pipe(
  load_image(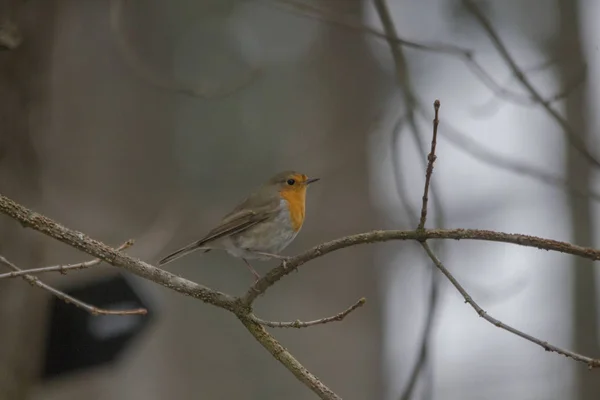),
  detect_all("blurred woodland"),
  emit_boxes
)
[1,1,600,399]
